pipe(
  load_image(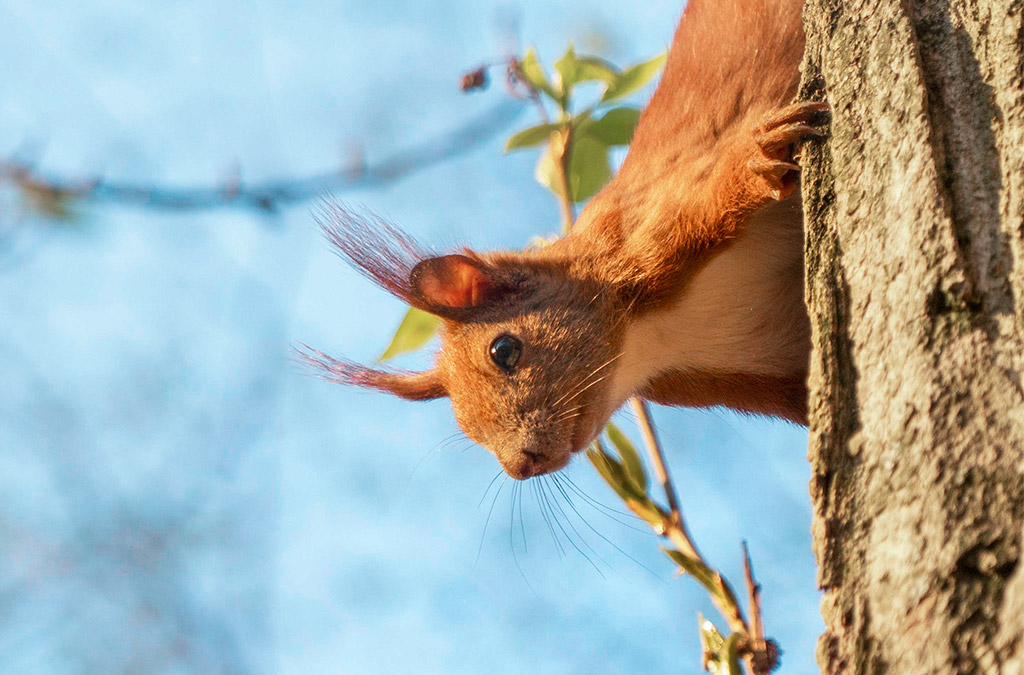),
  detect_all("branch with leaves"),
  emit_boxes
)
[508,44,663,232]
[590,423,778,675]
[381,45,780,675]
